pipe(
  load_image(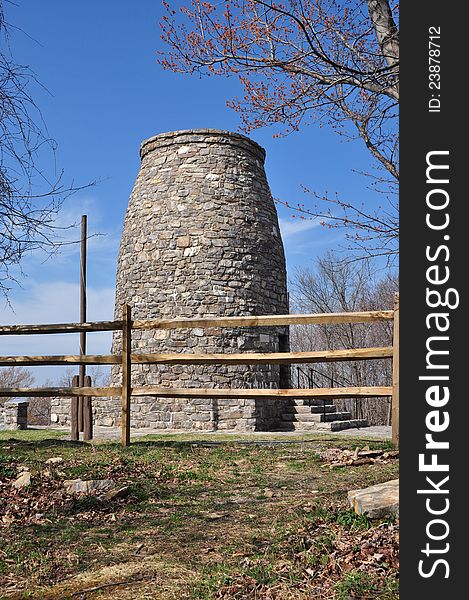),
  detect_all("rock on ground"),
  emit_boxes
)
[45,457,64,465]
[12,471,31,489]
[102,486,130,501]
[348,479,399,519]
[63,479,115,495]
